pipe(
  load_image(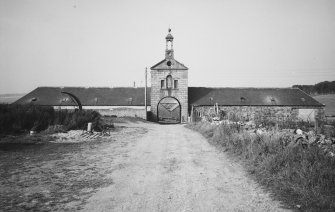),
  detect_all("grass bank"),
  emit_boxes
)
[187,122,335,212]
